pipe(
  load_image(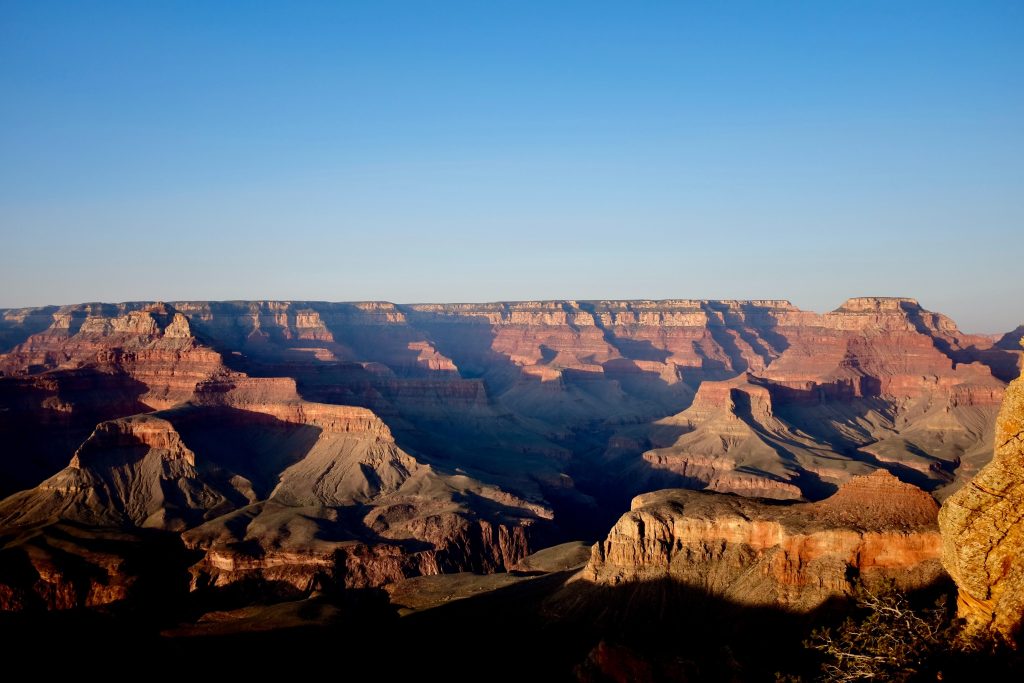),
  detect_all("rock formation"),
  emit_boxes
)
[1,298,1014,501]
[0,297,1018,612]
[0,373,547,605]
[580,471,944,611]
[939,353,1024,643]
